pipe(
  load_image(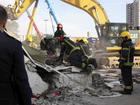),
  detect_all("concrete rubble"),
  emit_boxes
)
[25,56,140,105]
